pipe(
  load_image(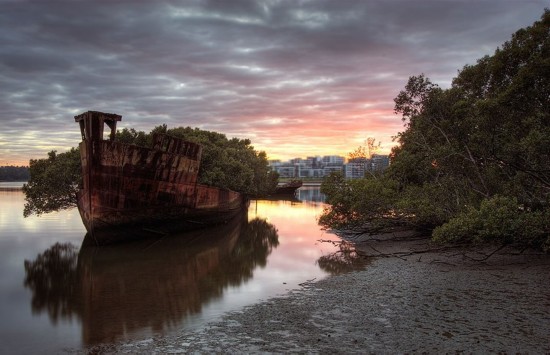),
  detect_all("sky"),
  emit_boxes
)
[0,0,547,166]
